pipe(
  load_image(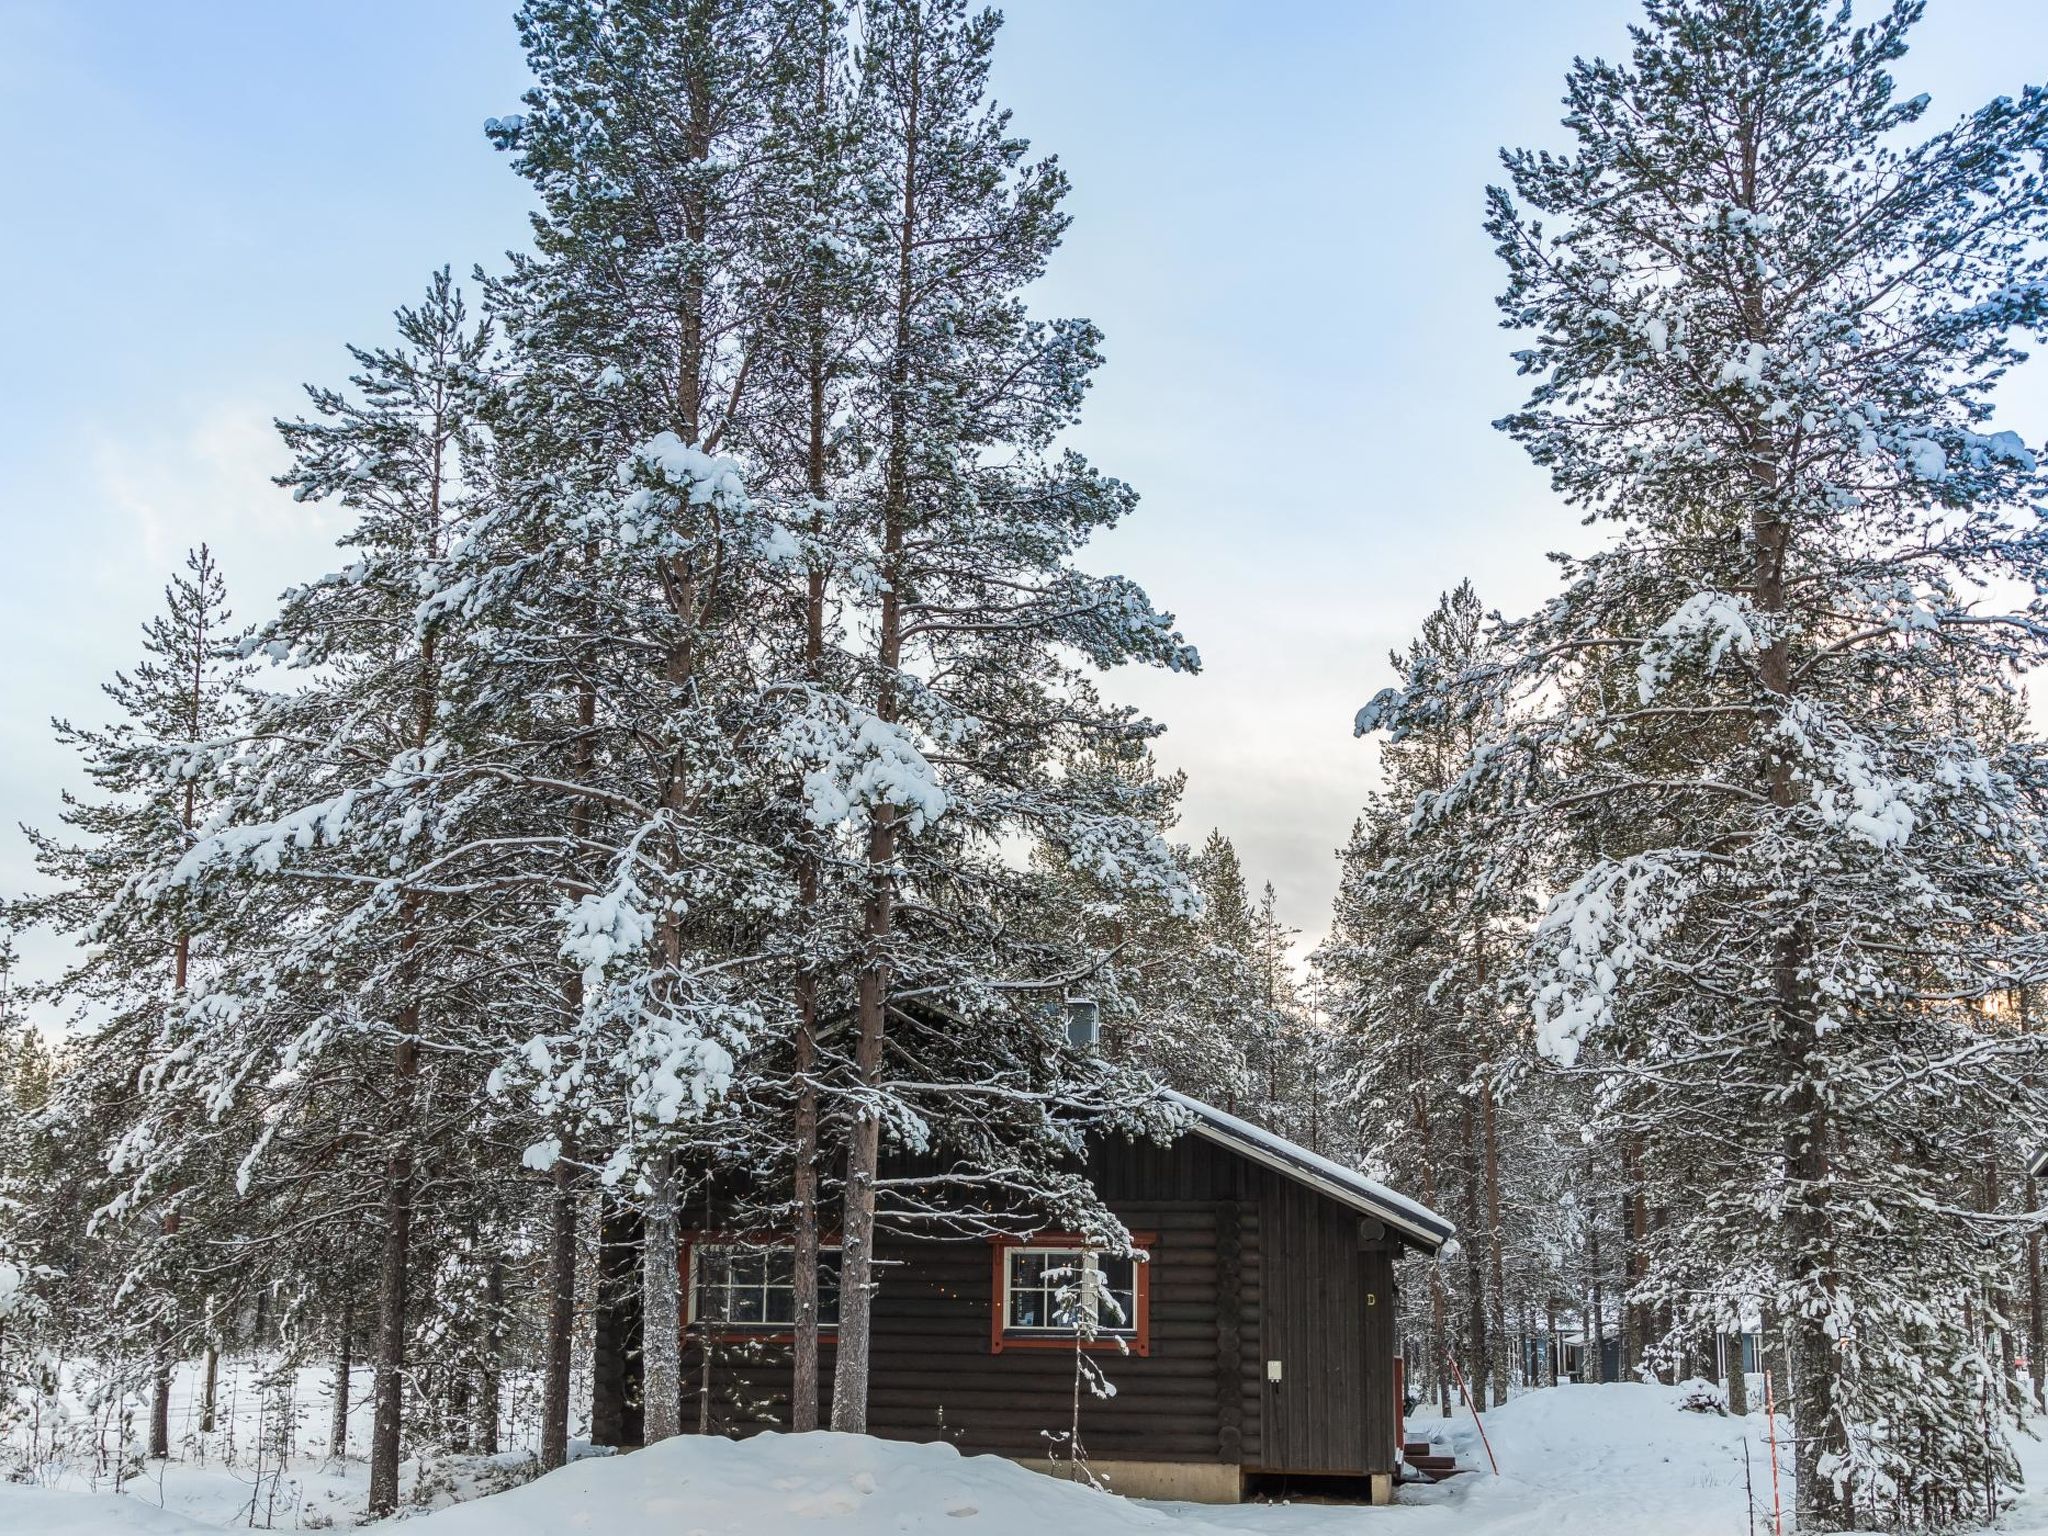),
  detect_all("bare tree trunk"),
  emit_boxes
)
[2030,1169,2046,1413]
[697,1183,718,1436]
[1623,1135,1647,1379]
[149,1202,183,1458]
[1413,1085,1452,1415]
[830,819,892,1435]
[330,1300,352,1458]
[589,1199,636,1449]
[1588,1157,1606,1386]
[789,13,833,1424]
[149,1322,172,1458]
[1481,1076,1508,1407]
[1725,1331,1749,1416]
[479,1259,503,1455]
[1458,1098,1489,1404]
[540,1150,578,1472]
[643,1154,681,1442]
[791,965,822,1431]
[368,1031,418,1516]
[199,1333,219,1436]
[831,13,923,1435]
